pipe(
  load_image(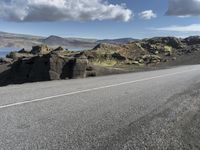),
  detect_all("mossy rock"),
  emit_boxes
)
[132,61,140,65]
[142,55,161,64]
[138,59,144,63]
[90,59,117,67]
[31,45,50,55]
[164,45,173,56]
[6,51,17,59]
